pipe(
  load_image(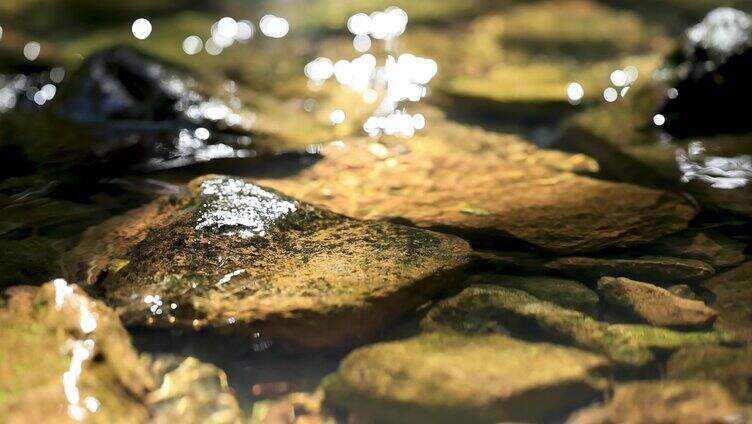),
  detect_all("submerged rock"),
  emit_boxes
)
[465,274,599,316]
[702,261,752,341]
[548,255,715,284]
[421,285,654,367]
[652,229,746,269]
[147,356,243,424]
[0,238,61,287]
[322,332,610,424]
[598,276,718,328]
[72,175,471,350]
[567,381,747,424]
[422,285,738,367]
[0,279,154,423]
[668,345,752,403]
[250,391,333,424]
[258,138,696,254]
[658,8,752,138]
